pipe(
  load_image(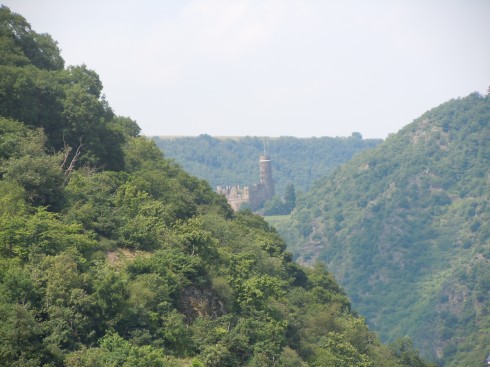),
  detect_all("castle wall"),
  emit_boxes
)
[216,185,250,211]
[217,154,275,211]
